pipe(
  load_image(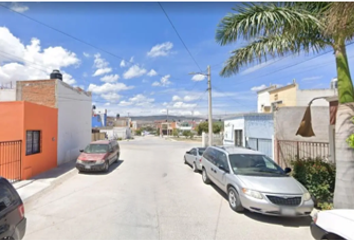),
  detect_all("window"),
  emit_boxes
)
[219,152,230,172]
[190,149,197,156]
[26,131,41,155]
[0,179,17,212]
